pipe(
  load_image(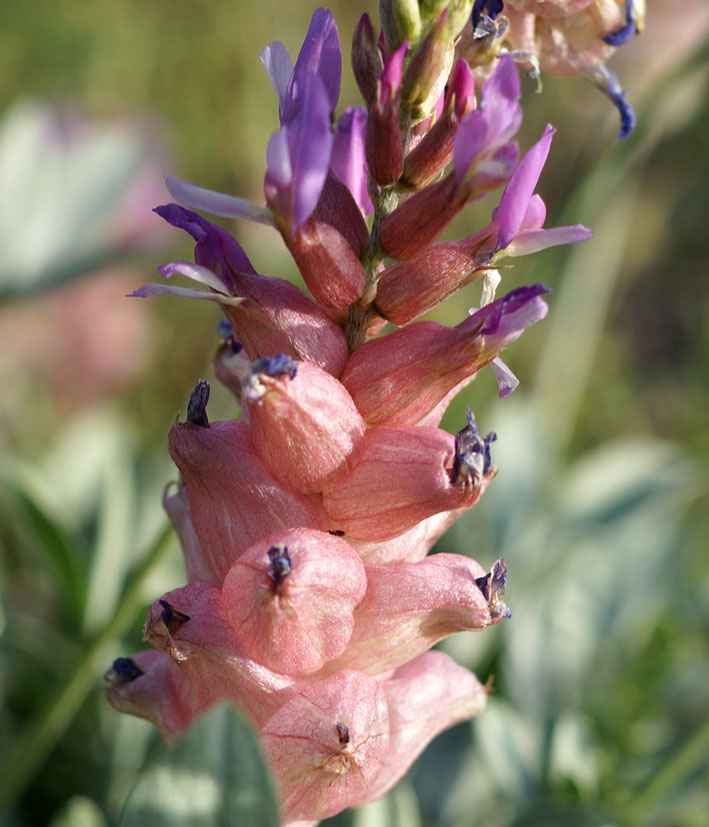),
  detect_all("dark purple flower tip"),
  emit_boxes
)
[472,0,504,31]
[251,354,298,381]
[106,657,144,686]
[158,600,191,634]
[217,317,233,341]
[267,545,292,590]
[187,379,210,428]
[475,557,510,620]
[283,8,342,123]
[217,318,243,353]
[603,0,638,47]
[451,408,497,487]
[472,282,552,337]
[493,124,555,250]
[336,722,350,746]
[154,203,257,285]
[605,68,636,140]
